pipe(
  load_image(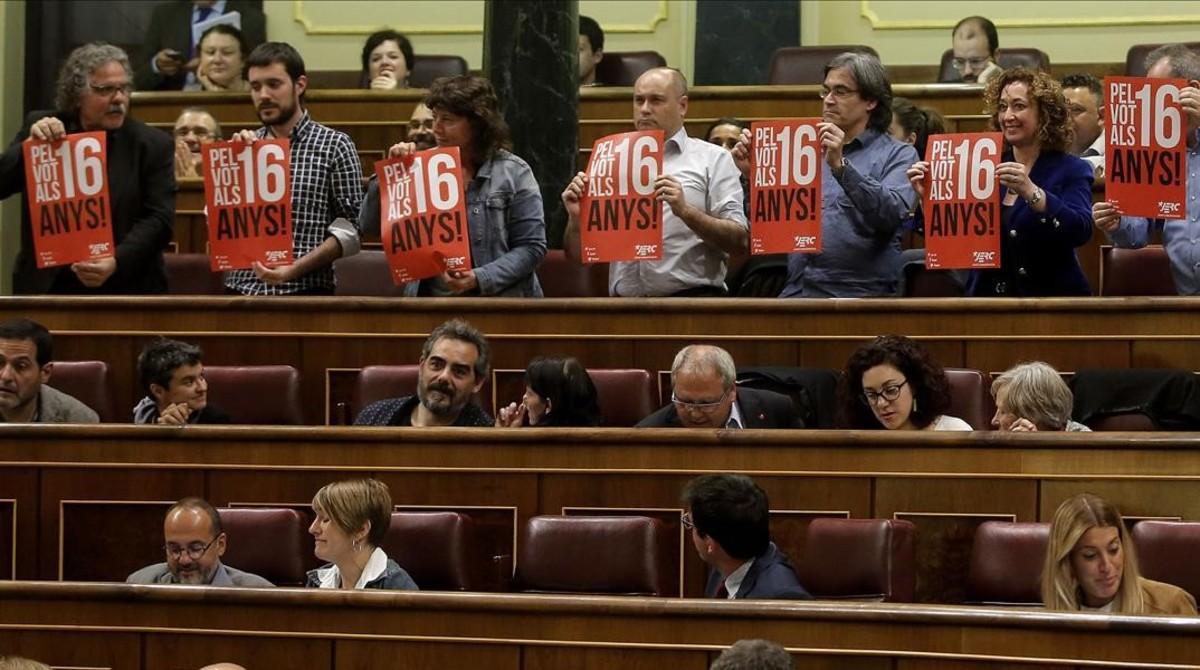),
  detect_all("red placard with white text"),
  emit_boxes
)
[22,131,114,268]
[579,130,663,263]
[922,132,1002,269]
[375,146,472,284]
[1104,76,1188,219]
[748,119,822,254]
[203,138,293,271]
